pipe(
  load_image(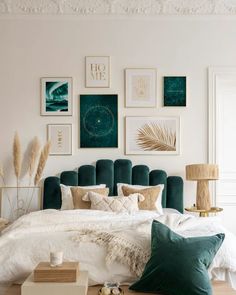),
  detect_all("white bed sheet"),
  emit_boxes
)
[0,209,236,290]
